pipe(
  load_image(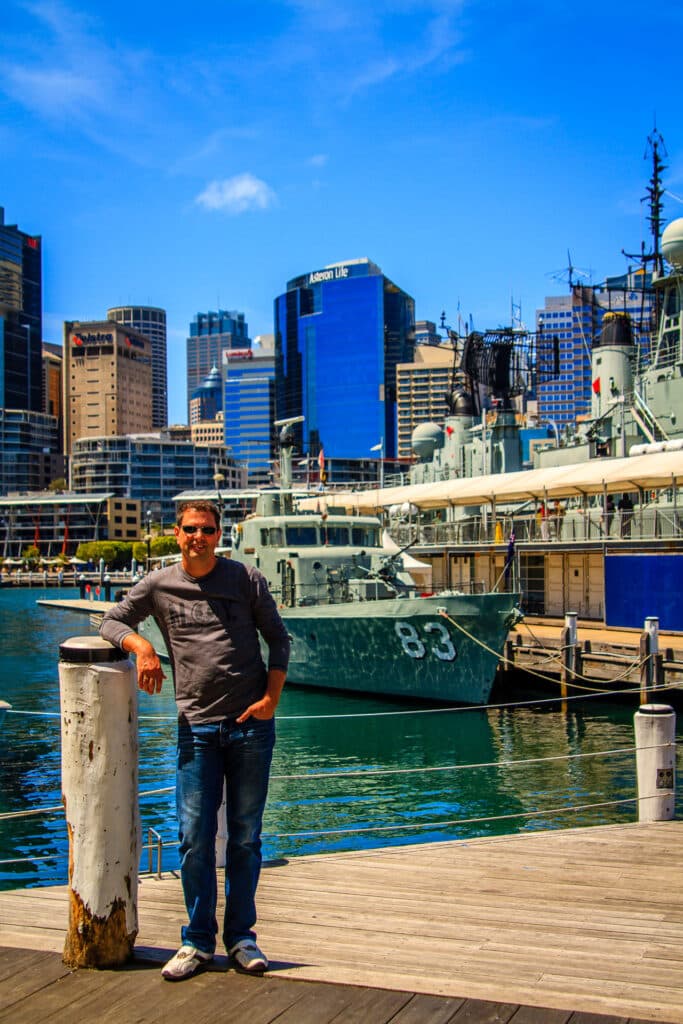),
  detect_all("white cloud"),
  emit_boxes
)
[308,153,328,167]
[194,174,277,214]
[4,65,105,119]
